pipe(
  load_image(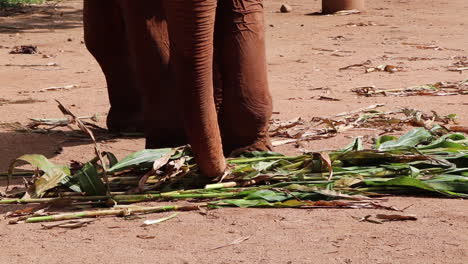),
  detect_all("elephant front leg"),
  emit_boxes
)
[165,0,226,178]
[83,0,143,133]
[216,0,273,155]
[118,0,186,148]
